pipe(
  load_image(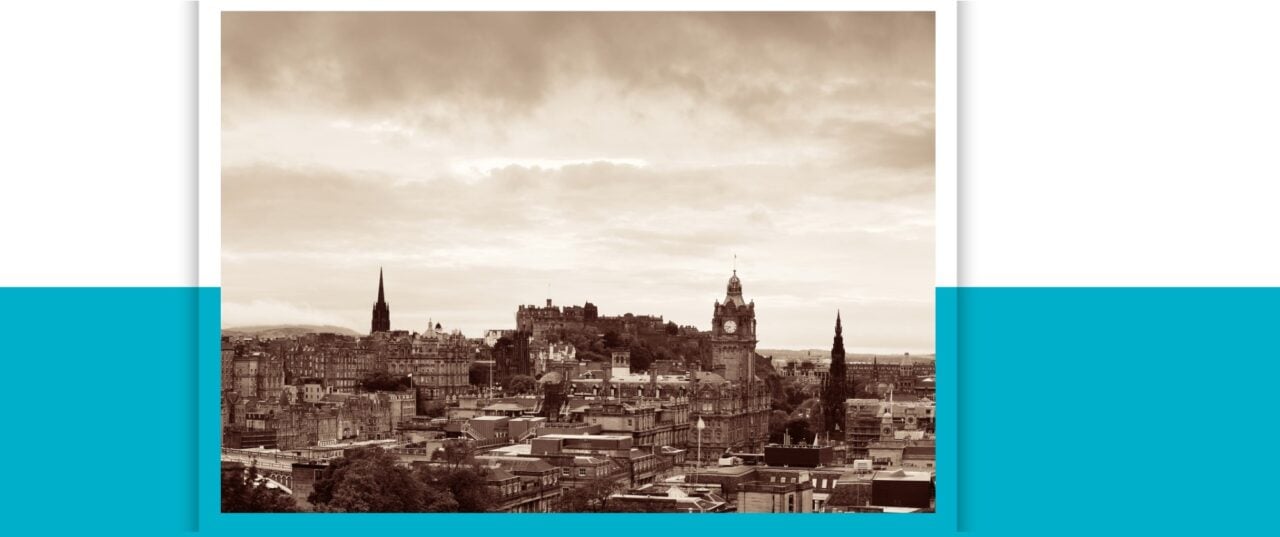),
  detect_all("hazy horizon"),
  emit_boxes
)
[221,12,936,353]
